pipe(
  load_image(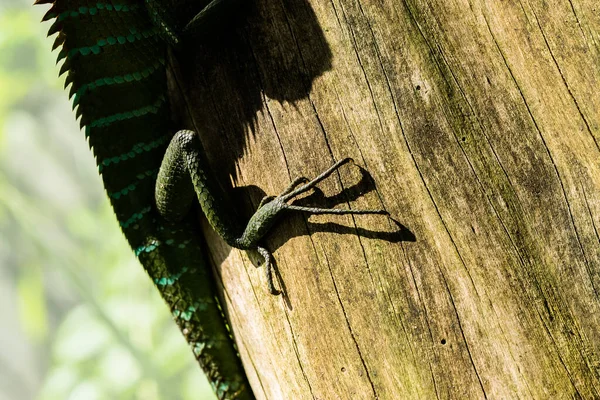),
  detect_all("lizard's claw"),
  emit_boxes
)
[257,246,279,295]
[280,176,310,197]
[279,157,389,216]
